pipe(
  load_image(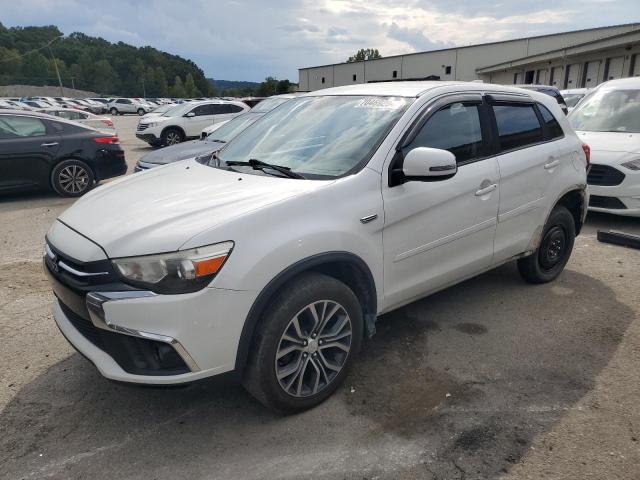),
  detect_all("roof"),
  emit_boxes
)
[595,77,640,90]
[299,22,640,71]
[299,80,548,98]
